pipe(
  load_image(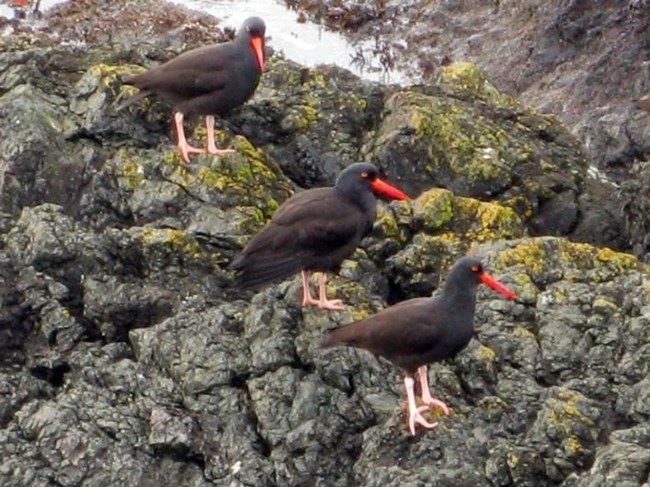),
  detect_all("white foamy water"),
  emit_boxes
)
[169,0,412,85]
[0,0,61,22]
[1,0,411,85]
